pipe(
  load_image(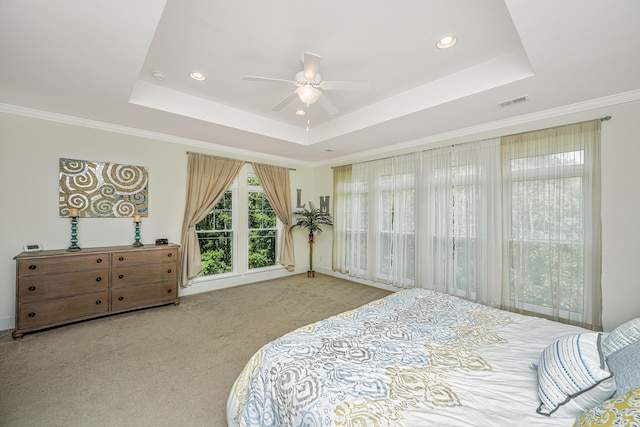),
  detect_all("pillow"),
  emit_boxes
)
[573,386,640,427]
[537,333,616,417]
[602,318,640,358]
[607,339,640,397]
